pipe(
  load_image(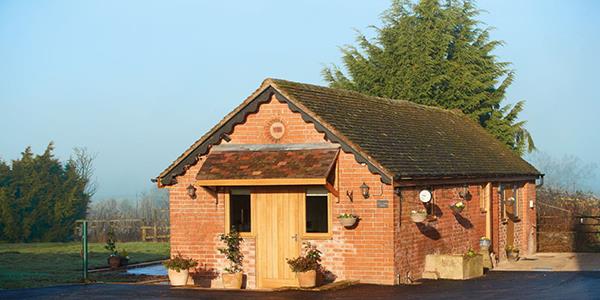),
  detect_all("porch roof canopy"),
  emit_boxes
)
[196,144,339,186]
